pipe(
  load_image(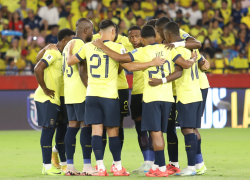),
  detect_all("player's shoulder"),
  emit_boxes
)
[180,29,190,39]
[92,34,101,41]
[44,49,60,59]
